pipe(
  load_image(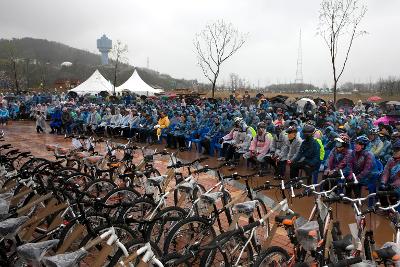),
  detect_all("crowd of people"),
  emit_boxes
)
[1,91,400,205]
